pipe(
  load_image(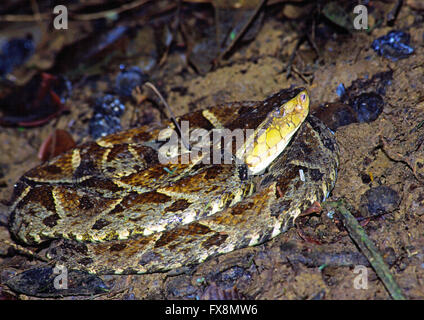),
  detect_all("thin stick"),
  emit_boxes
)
[144,82,191,151]
[0,13,49,22]
[71,0,151,21]
[387,0,403,25]
[0,0,151,22]
[30,0,42,22]
[325,201,406,300]
[286,35,305,79]
[291,65,310,85]
[217,0,267,62]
